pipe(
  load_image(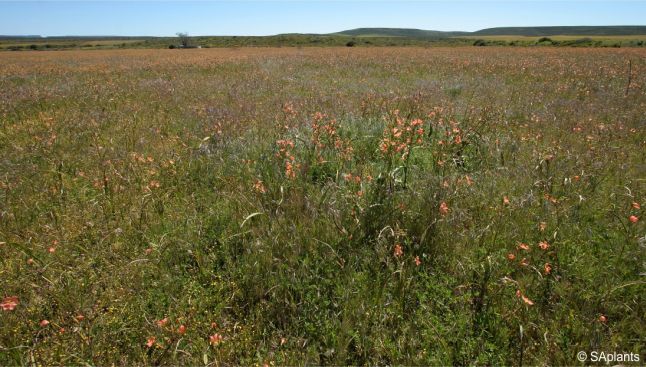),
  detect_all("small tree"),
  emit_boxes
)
[176,32,192,48]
